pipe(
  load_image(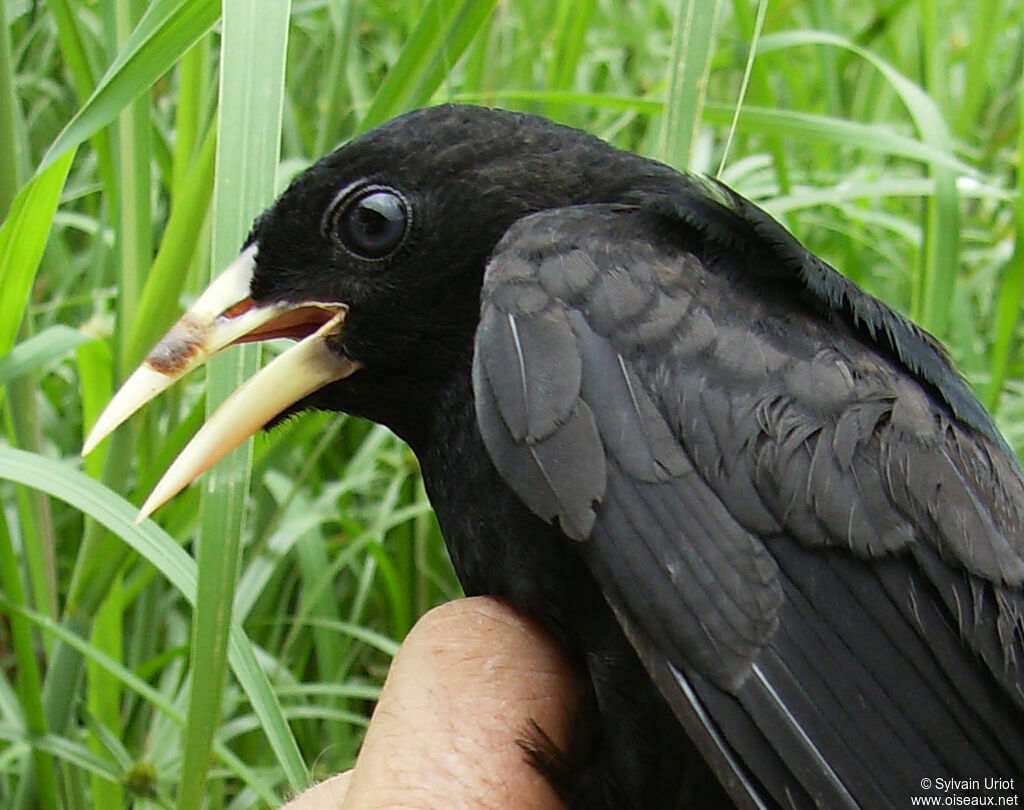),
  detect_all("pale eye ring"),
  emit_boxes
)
[327,186,409,260]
